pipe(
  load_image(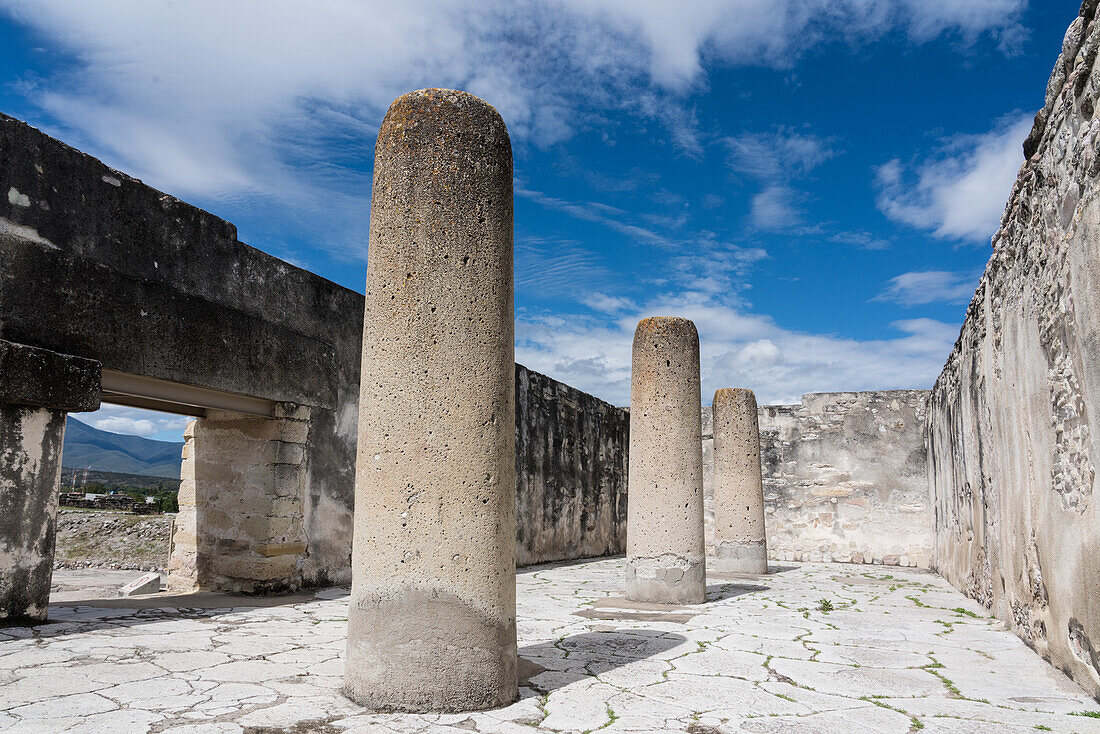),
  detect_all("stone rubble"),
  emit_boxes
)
[53,511,171,573]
